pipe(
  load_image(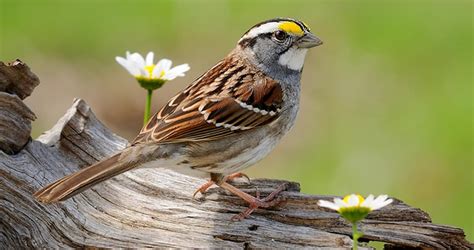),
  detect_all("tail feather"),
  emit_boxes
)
[34,152,136,203]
